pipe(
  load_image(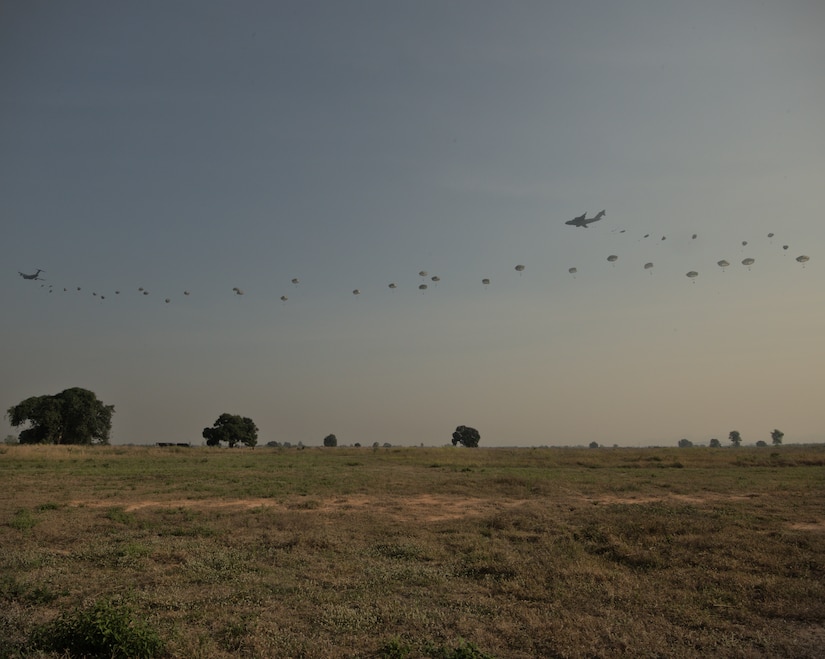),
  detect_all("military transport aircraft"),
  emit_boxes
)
[565,210,606,228]
[18,269,45,280]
